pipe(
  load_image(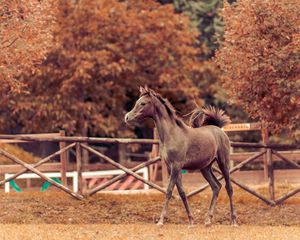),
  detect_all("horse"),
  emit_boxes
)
[125,86,237,227]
